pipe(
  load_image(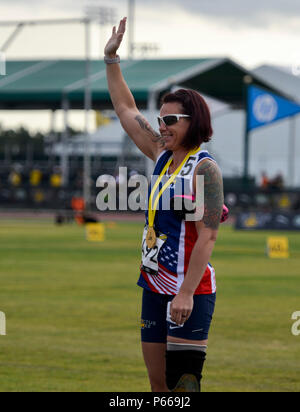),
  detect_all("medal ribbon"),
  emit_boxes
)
[148,148,199,229]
